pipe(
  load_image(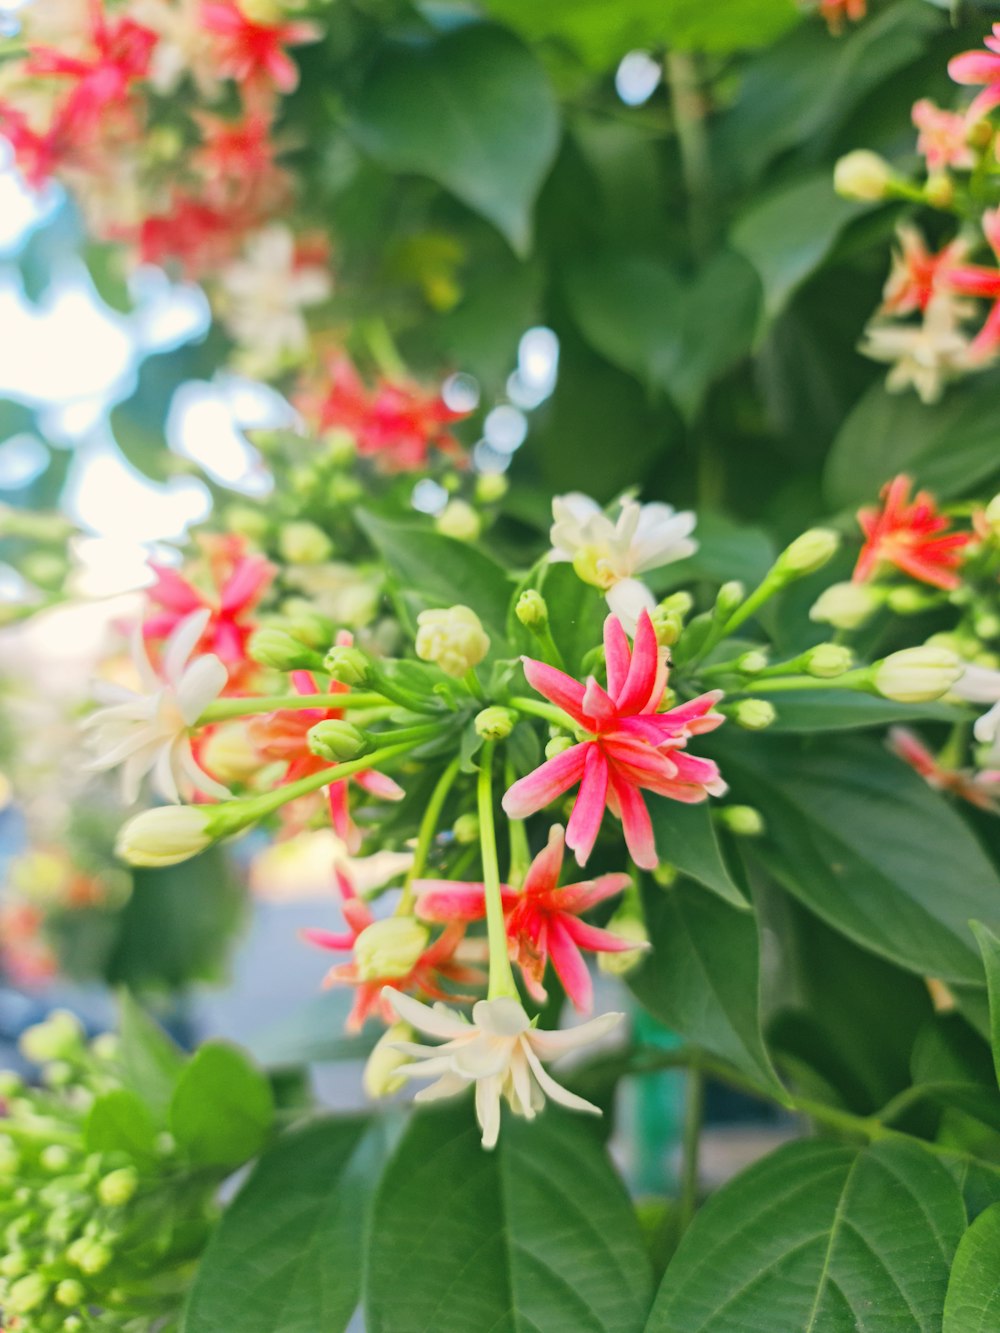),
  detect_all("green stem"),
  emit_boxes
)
[400,757,462,911]
[665,49,714,259]
[743,670,871,694]
[199,691,389,722]
[361,316,407,379]
[687,578,780,667]
[478,742,518,1001]
[464,668,487,703]
[678,1069,705,1232]
[505,761,532,885]
[509,696,579,732]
